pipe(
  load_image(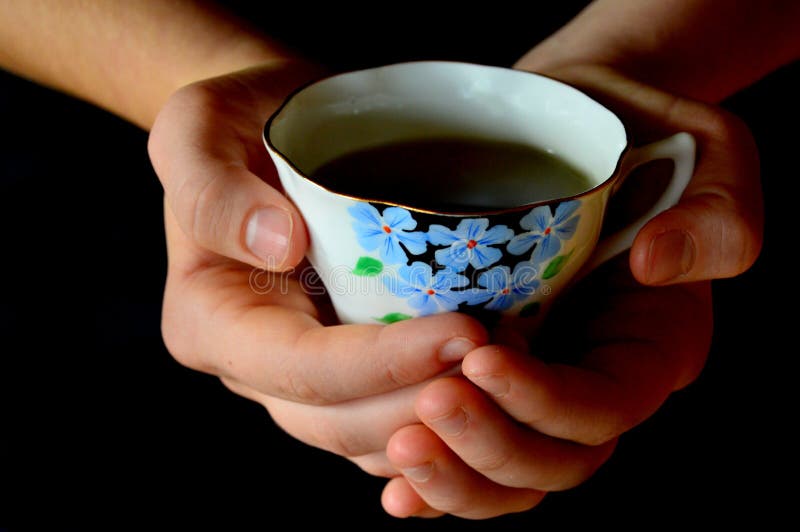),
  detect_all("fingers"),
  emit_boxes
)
[165,284,486,405]
[385,424,545,519]
[162,208,488,405]
[230,375,424,457]
[382,477,444,519]
[630,104,763,285]
[543,65,763,285]
[461,274,711,445]
[461,287,710,446]
[348,452,398,479]
[148,72,308,270]
[414,378,616,490]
